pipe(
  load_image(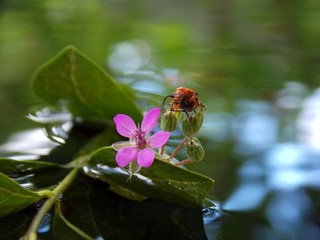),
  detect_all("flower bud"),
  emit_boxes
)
[182,110,204,137]
[161,111,178,132]
[186,137,205,162]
